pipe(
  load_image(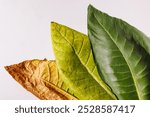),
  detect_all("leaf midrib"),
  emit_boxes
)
[93,13,141,99]
[42,78,78,100]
